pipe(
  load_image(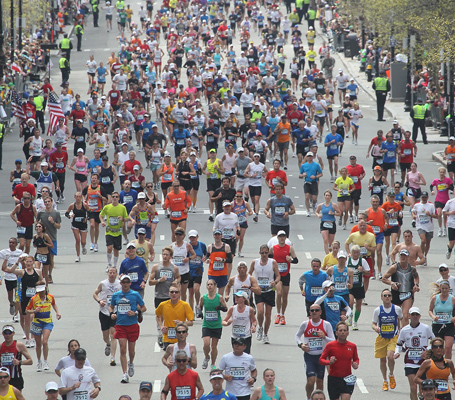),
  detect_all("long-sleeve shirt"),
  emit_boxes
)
[319,340,359,377]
